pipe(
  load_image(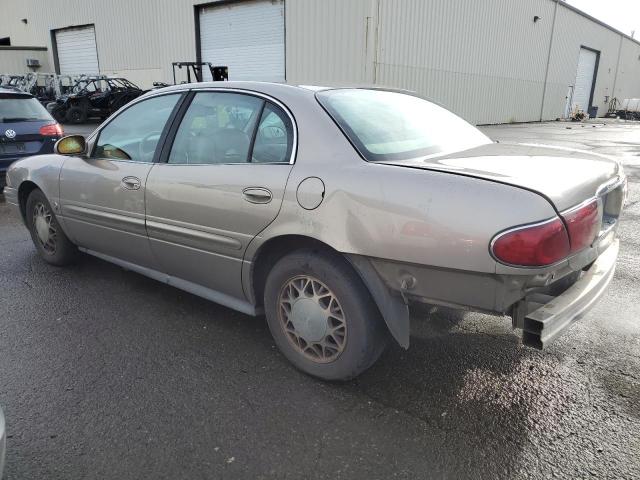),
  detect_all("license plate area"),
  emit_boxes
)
[603,184,624,218]
[0,142,25,154]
